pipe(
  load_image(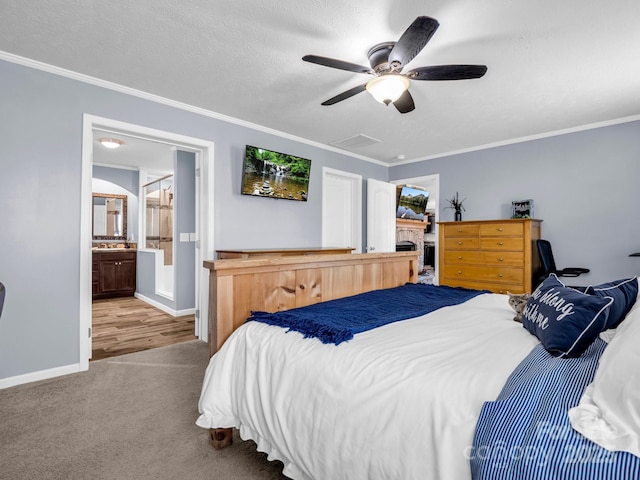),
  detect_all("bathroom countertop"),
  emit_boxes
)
[92,248,137,252]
